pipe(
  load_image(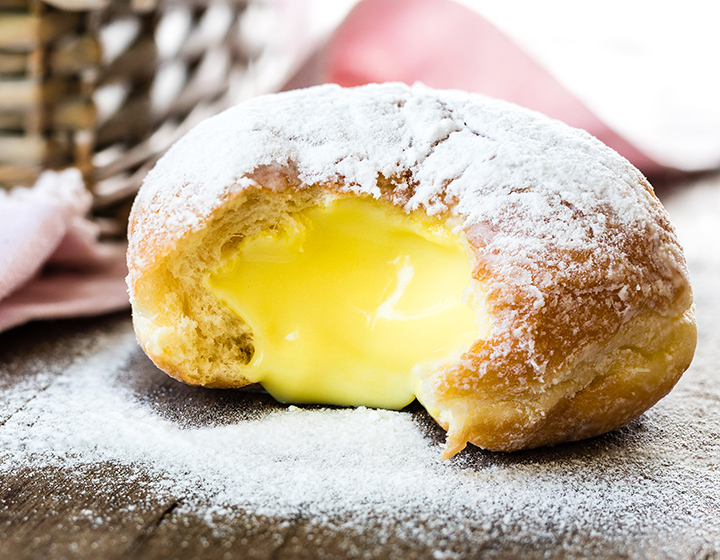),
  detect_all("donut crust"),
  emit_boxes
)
[127,83,696,458]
